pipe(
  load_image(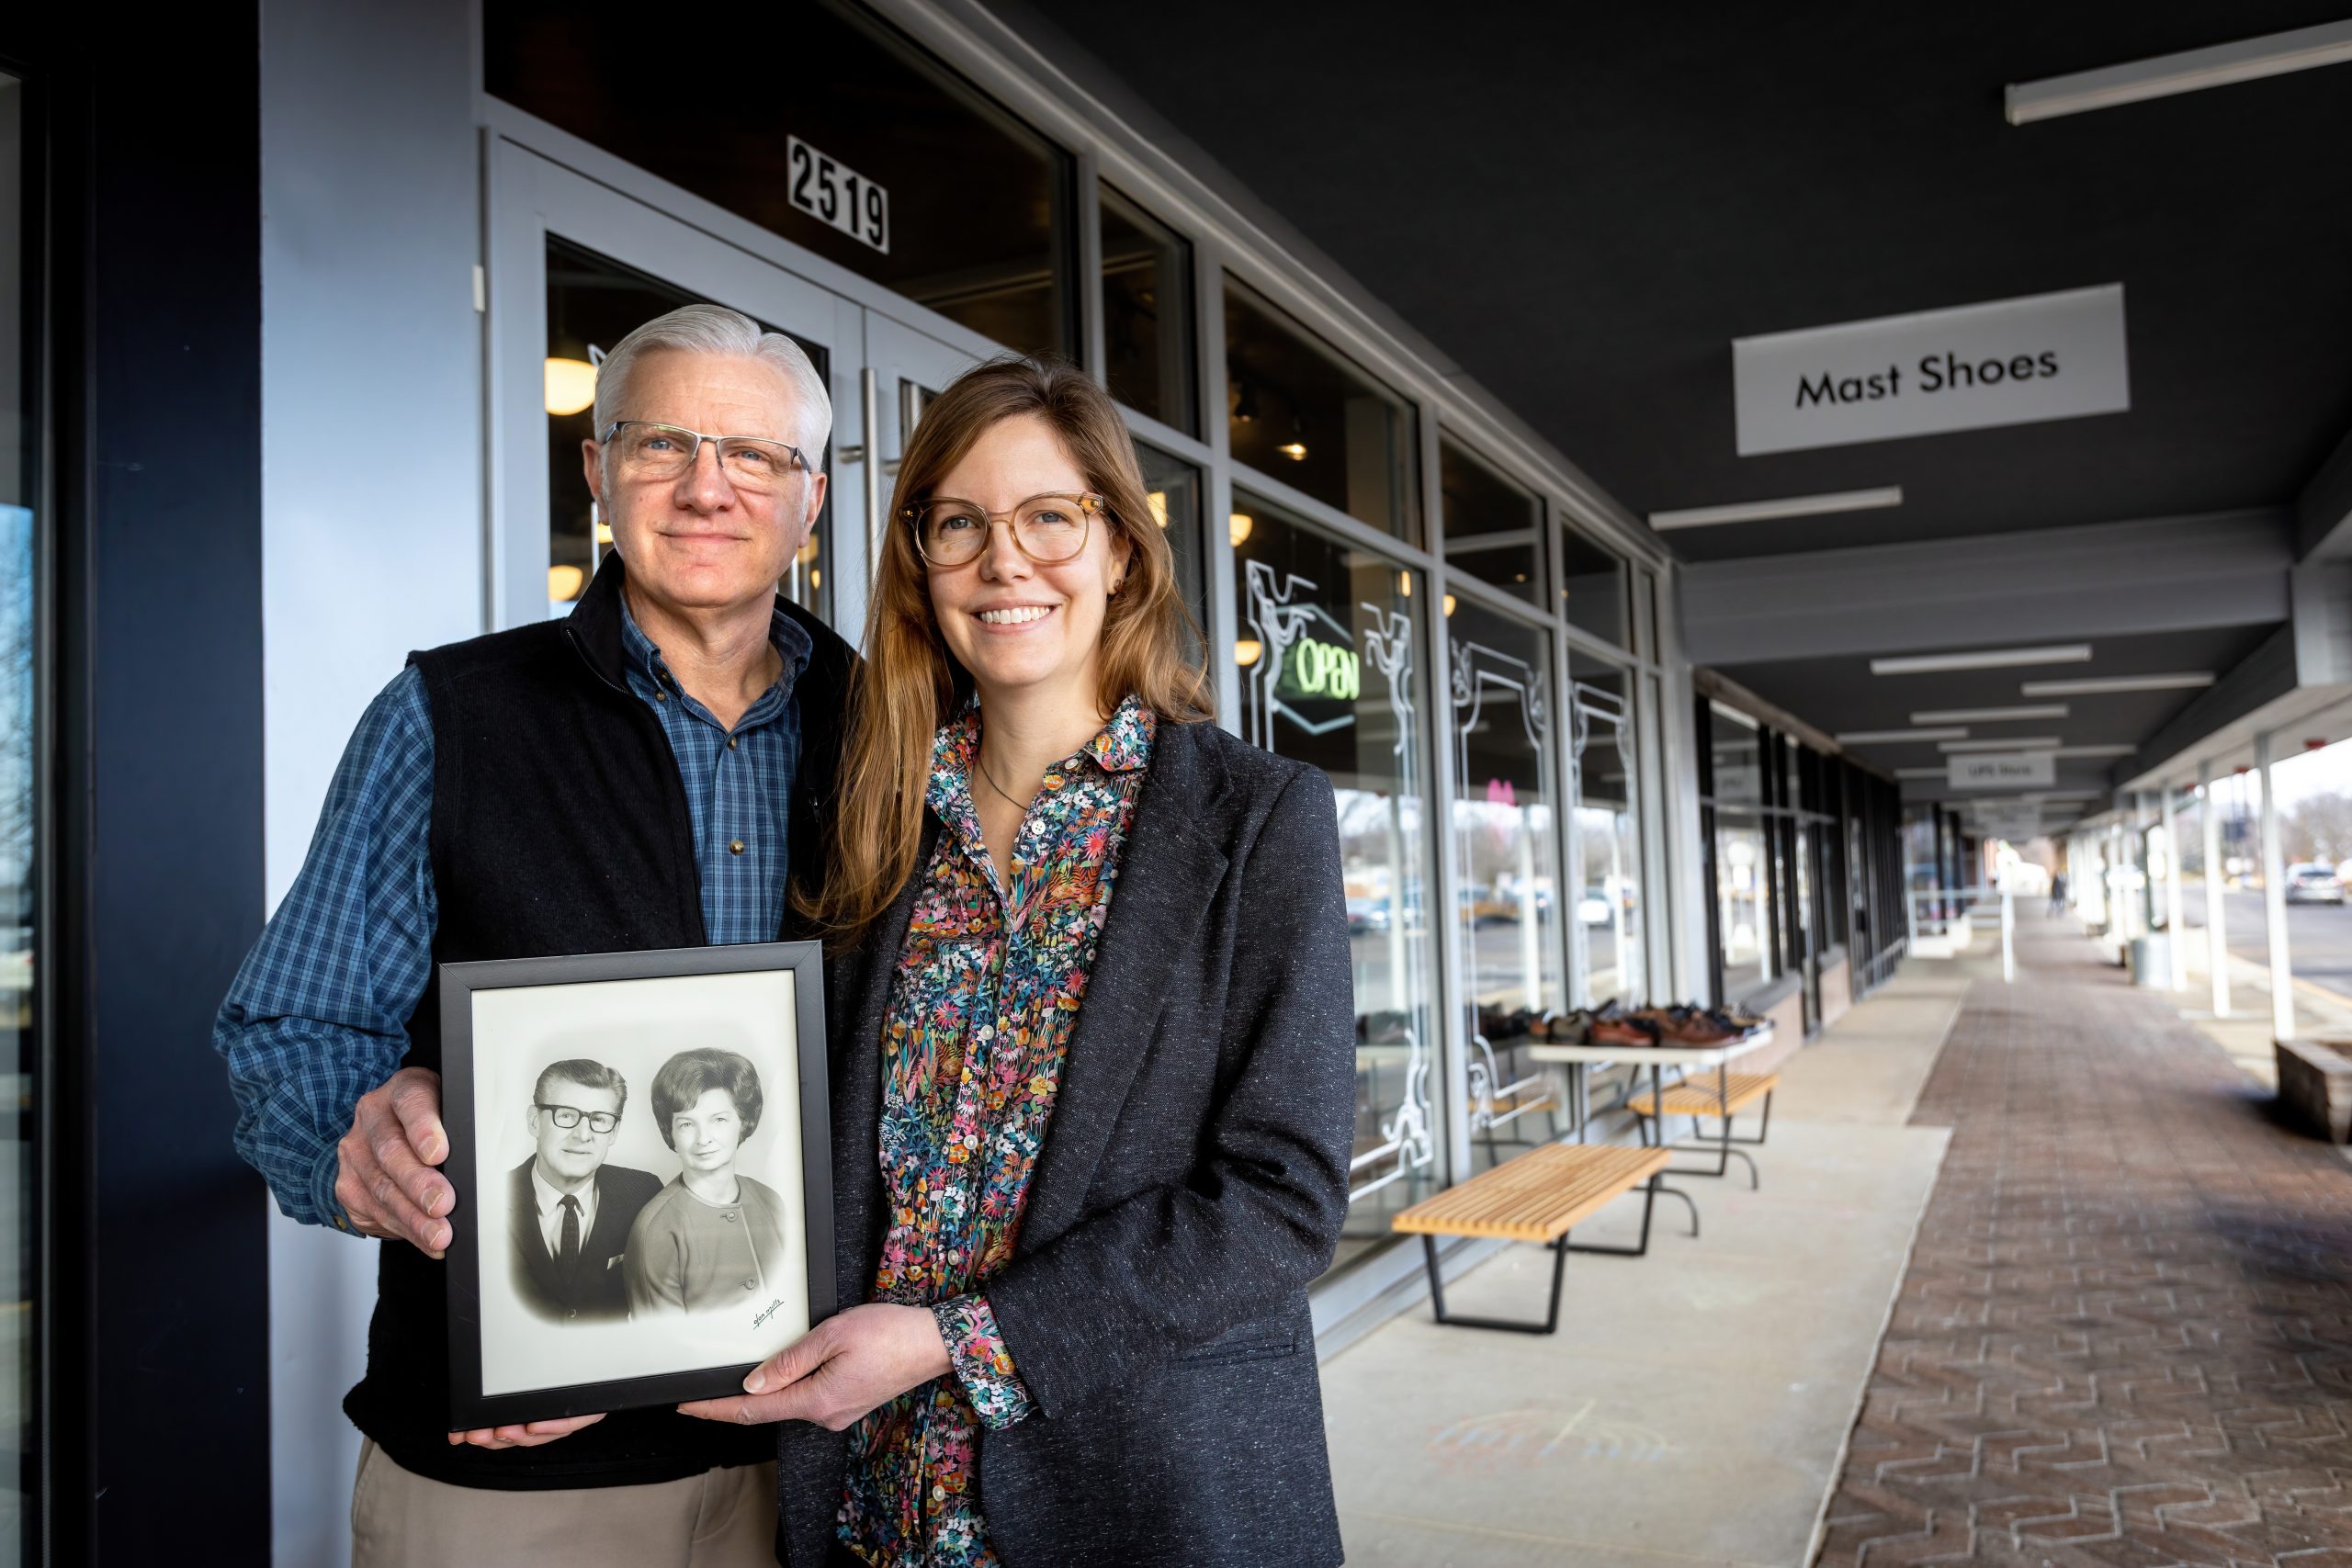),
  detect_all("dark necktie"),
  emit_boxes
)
[558,1194,581,1269]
